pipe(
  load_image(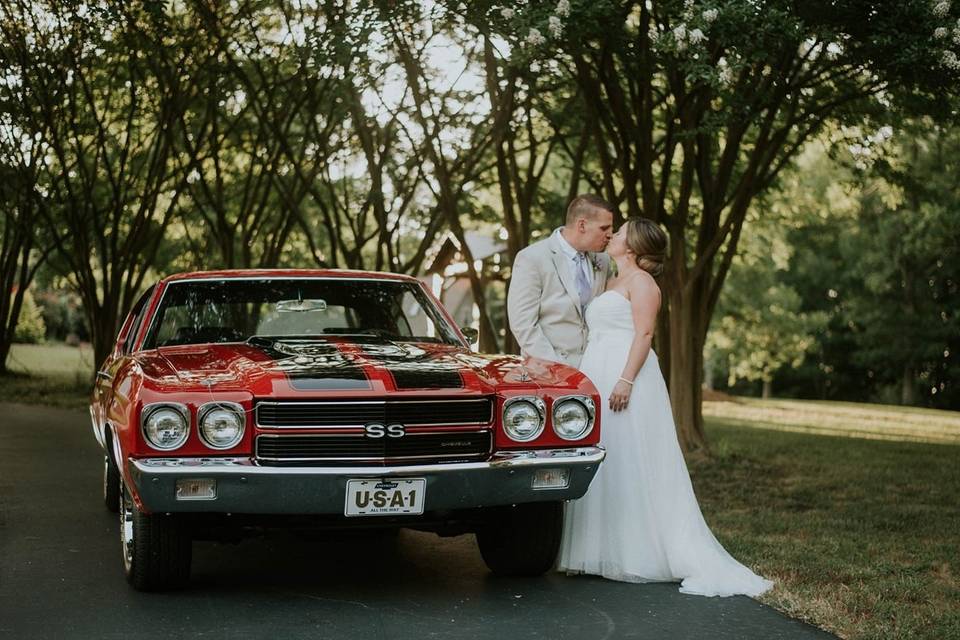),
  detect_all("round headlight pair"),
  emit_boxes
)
[141,402,245,451]
[552,397,595,441]
[502,396,595,443]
